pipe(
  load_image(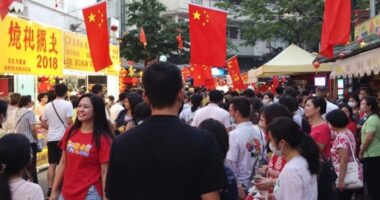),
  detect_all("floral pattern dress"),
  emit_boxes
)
[331,131,363,181]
